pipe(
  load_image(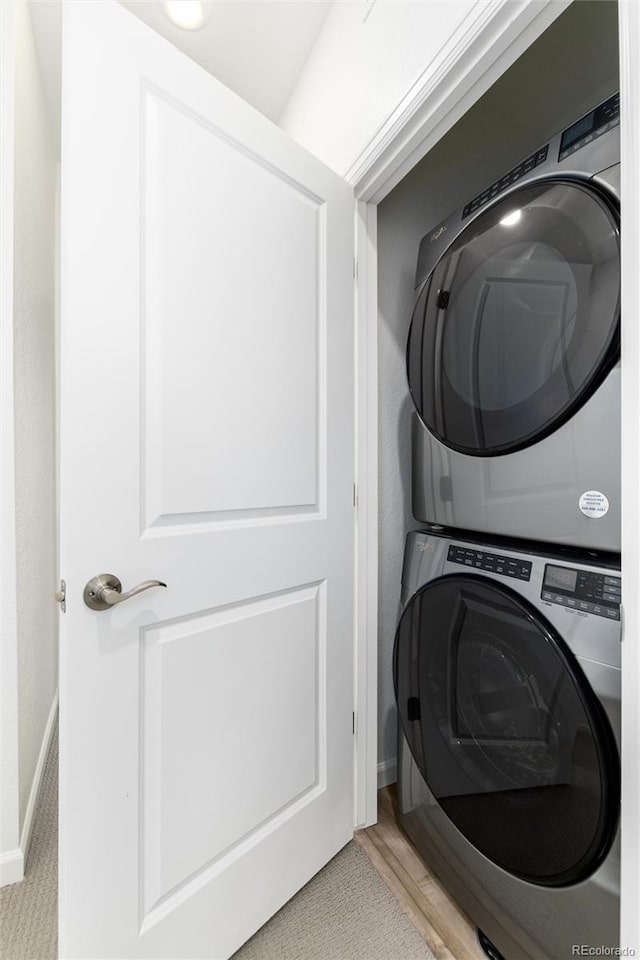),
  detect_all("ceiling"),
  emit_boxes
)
[118,1,332,121]
[28,0,332,154]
